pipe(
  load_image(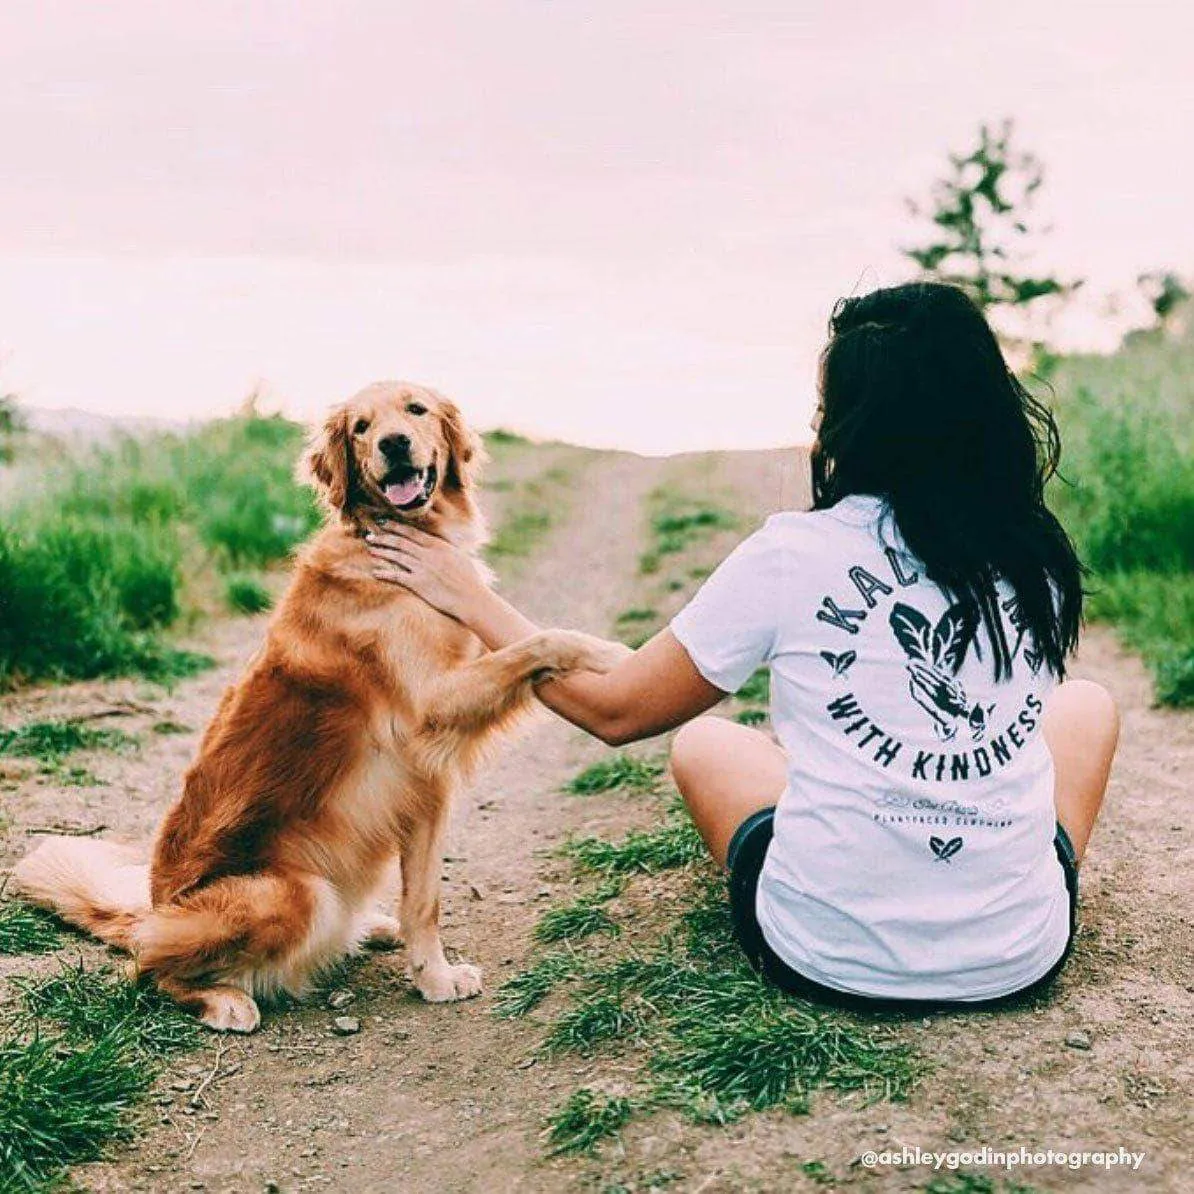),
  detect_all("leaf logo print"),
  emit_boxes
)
[929,835,964,863]
[889,602,986,742]
[820,649,857,678]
